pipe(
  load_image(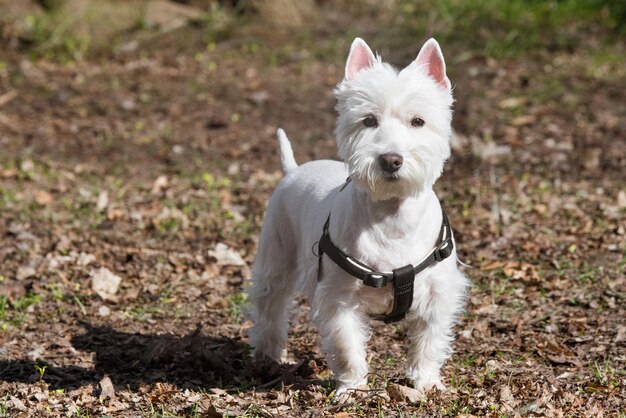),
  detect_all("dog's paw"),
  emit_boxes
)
[407,369,446,394]
[252,351,282,375]
[251,346,287,363]
[332,382,369,404]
